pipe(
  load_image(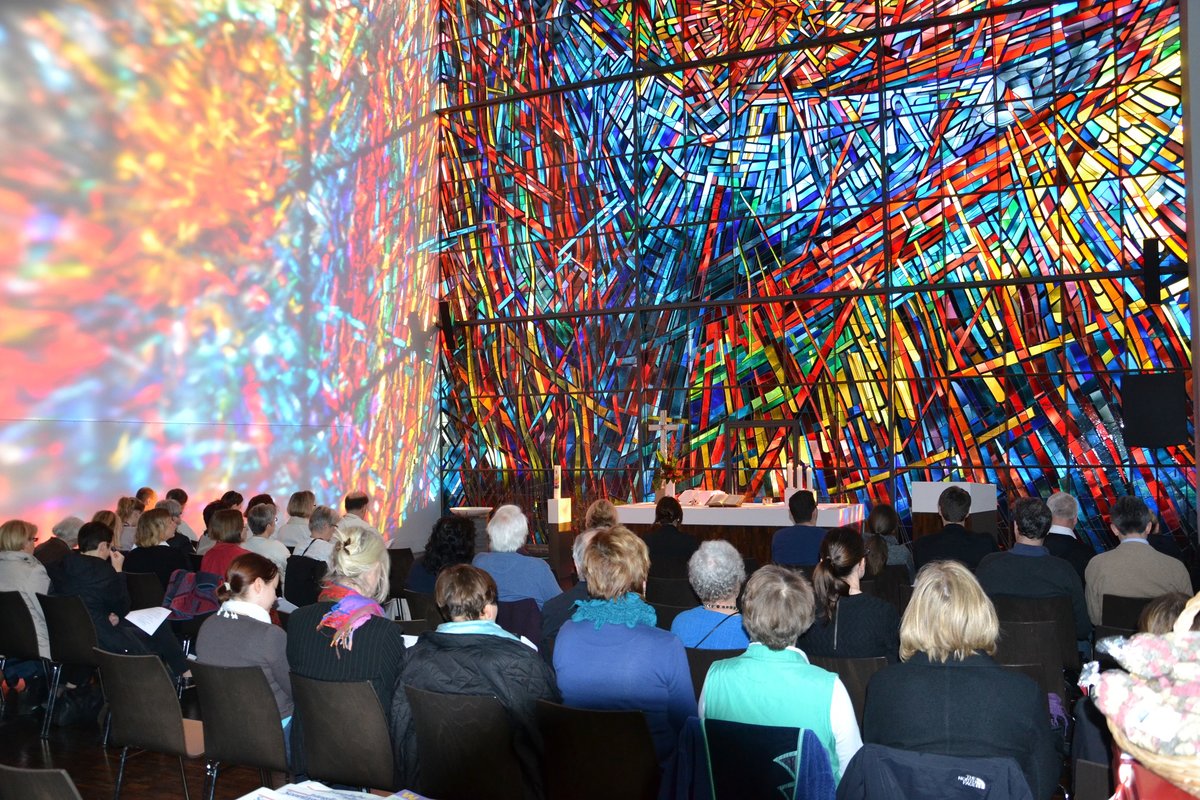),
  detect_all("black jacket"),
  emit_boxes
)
[391,629,560,798]
[48,551,130,653]
[287,602,408,780]
[837,744,1035,800]
[643,525,699,578]
[1042,533,1094,583]
[913,524,998,572]
[862,653,1059,800]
